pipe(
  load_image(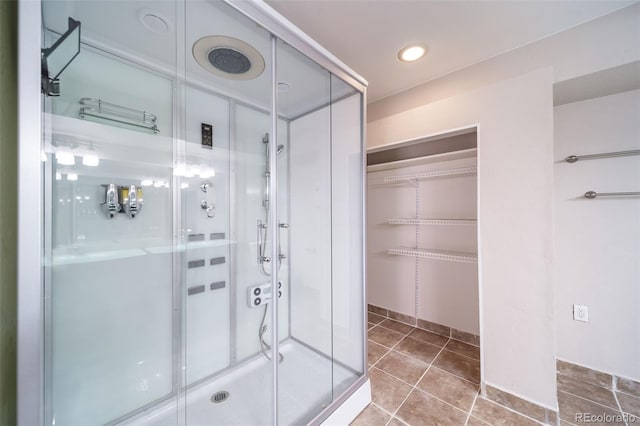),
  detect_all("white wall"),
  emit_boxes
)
[368,3,640,122]
[367,169,417,317]
[368,68,556,409]
[554,89,640,381]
